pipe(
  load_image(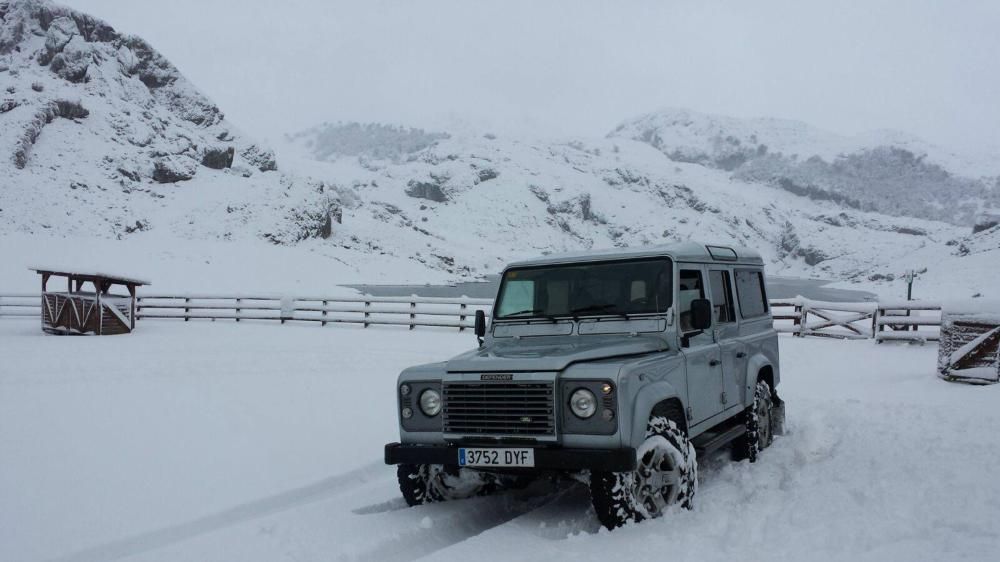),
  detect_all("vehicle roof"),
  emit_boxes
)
[505,241,764,268]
